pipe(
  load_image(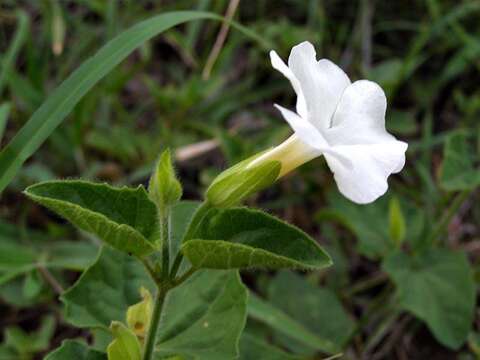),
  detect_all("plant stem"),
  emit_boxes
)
[160,211,170,279]
[142,285,168,360]
[429,189,470,245]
